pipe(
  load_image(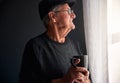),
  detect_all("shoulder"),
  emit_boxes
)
[23,33,47,58]
[23,33,47,53]
[26,33,46,46]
